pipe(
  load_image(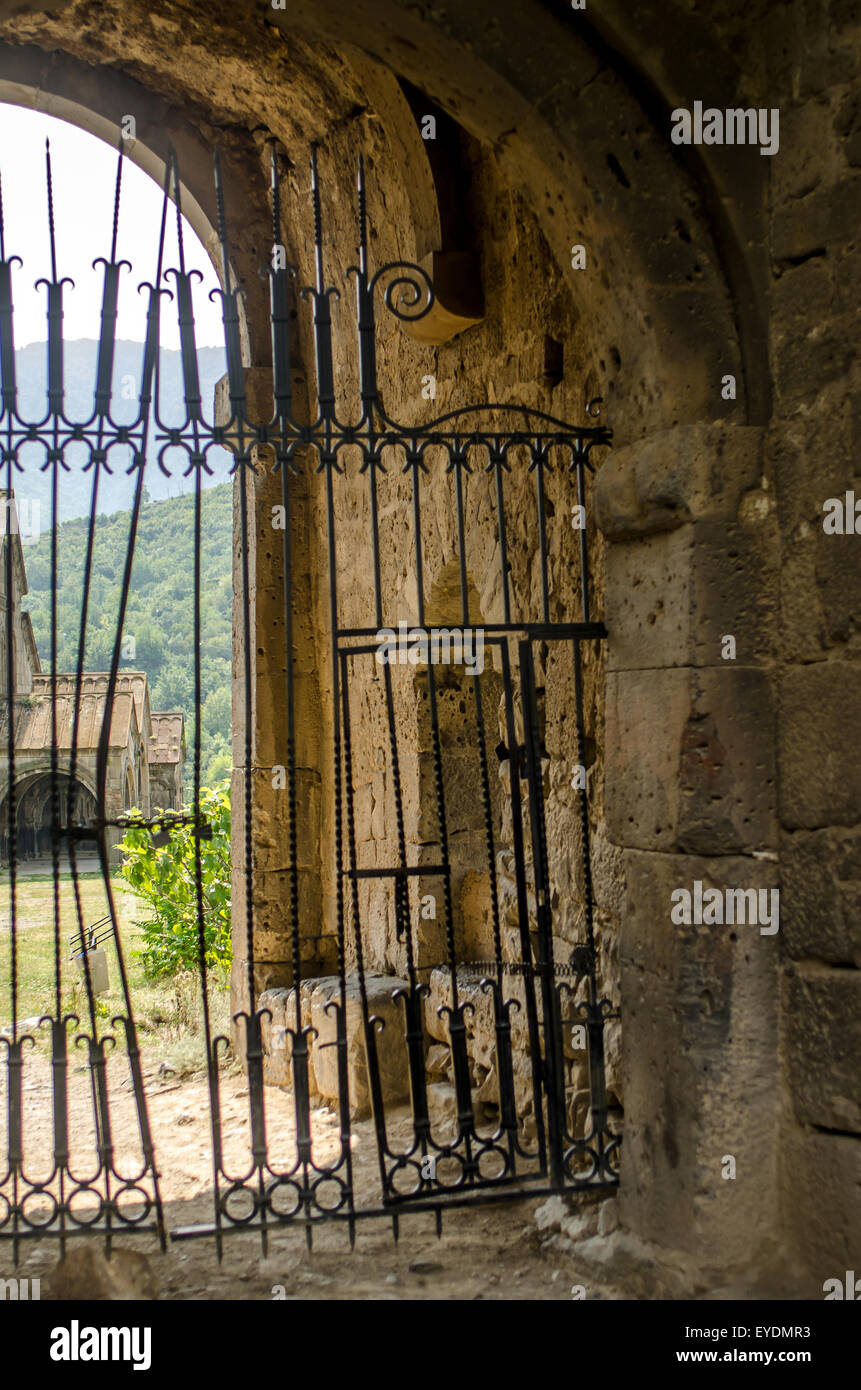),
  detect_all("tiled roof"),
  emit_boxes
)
[11,672,149,751]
